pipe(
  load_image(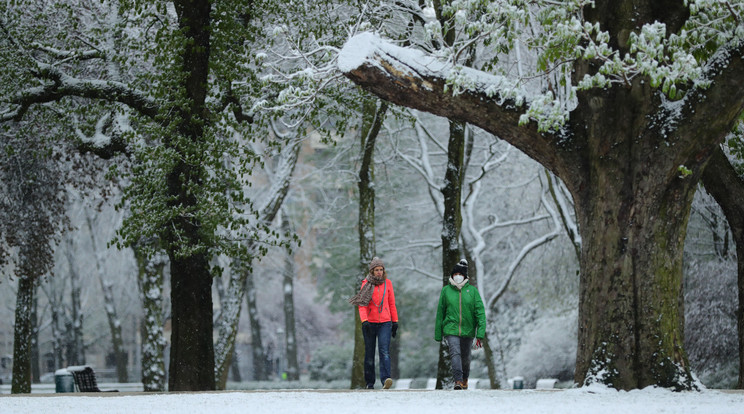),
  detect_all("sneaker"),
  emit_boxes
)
[366,384,374,389]
[383,378,393,389]
[454,381,465,390]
